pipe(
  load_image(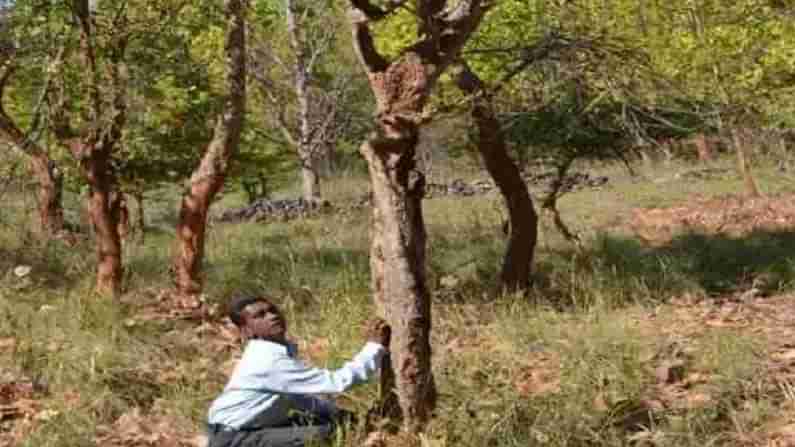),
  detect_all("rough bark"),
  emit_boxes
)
[64,139,124,297]
[454,64,538,294]
[733,128,762,198]
[347,0,489,433]
[85,168,123,297]
[361,135,436,433]
[173,0,246,296]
